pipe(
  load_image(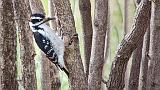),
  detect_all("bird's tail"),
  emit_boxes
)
[61,67,69,77]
